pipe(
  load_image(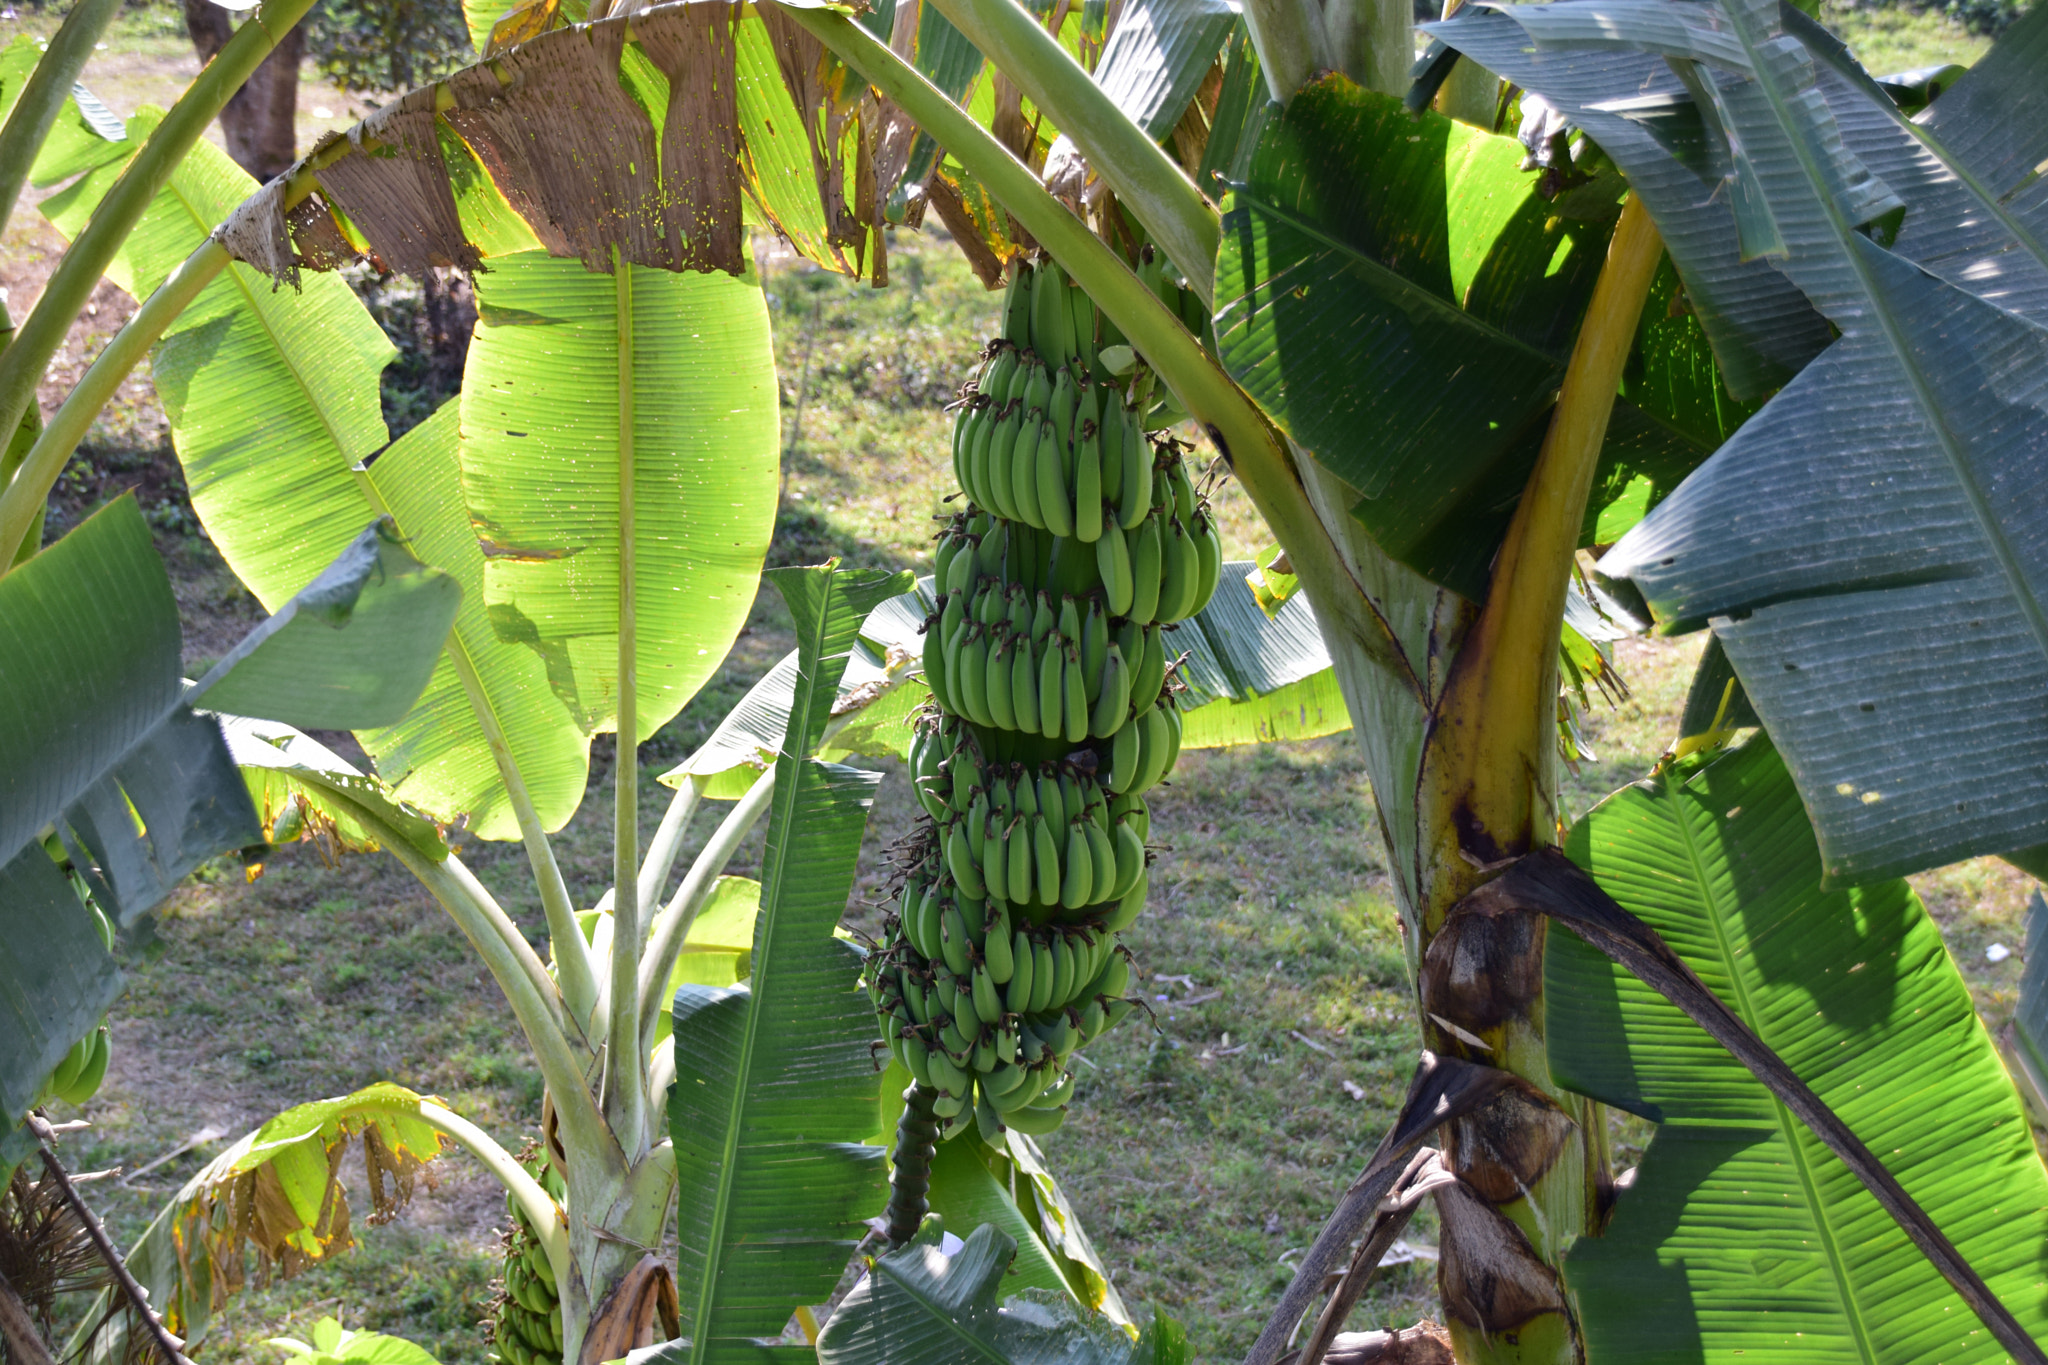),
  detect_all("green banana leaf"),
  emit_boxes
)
[2013,887,2048,1119]
[458,250,779,744]
[815,1222,1166,1365]
[1542,0,2048,881]
[192,520,459,731]
[924,1138,1076,1303]
[659,587,926,800]
[0,499,453,1117]
[1091,0,1237,140]
[34,110,574,839]
[1425,8,1834,400]
[74,1083,451,1365]
[1548,735,2048,1359]
[667,564,908,1365]
[1210,77,1722,600]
